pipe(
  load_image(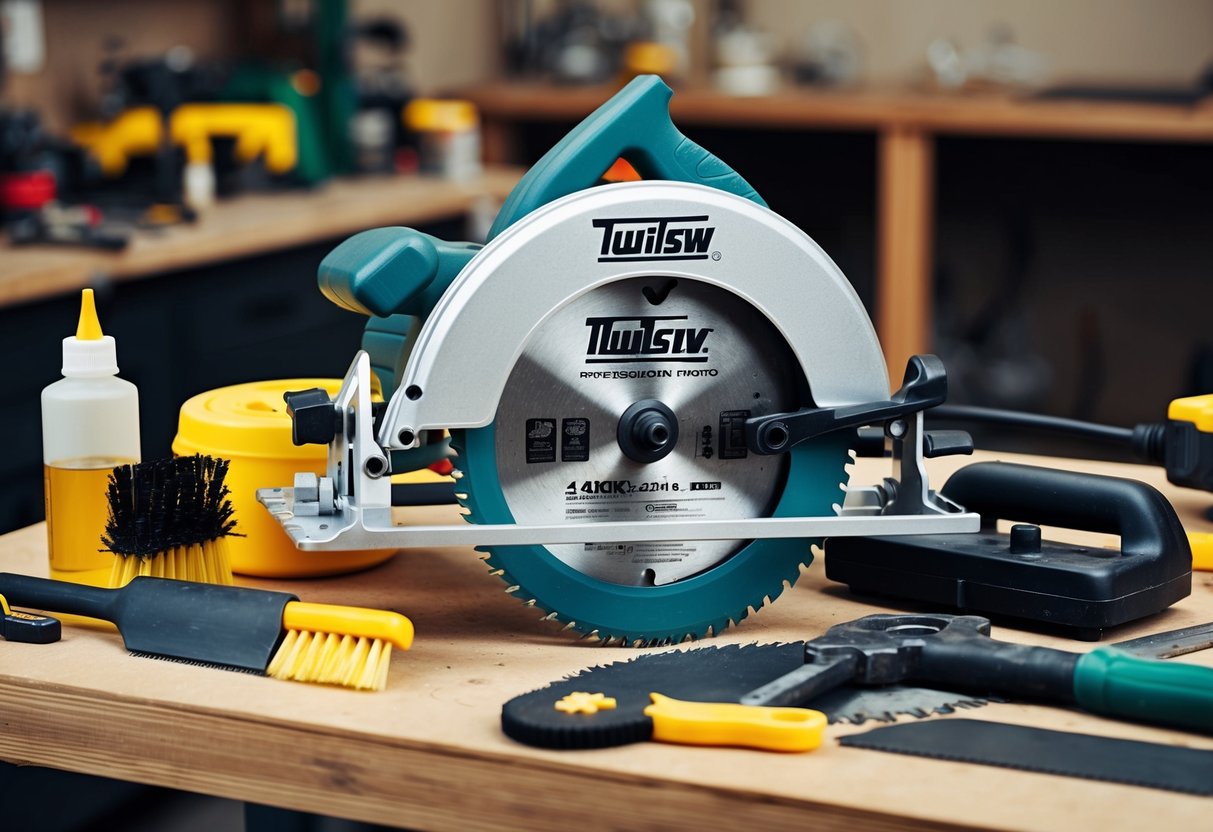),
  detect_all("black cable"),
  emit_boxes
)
[928,404,1135,446]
